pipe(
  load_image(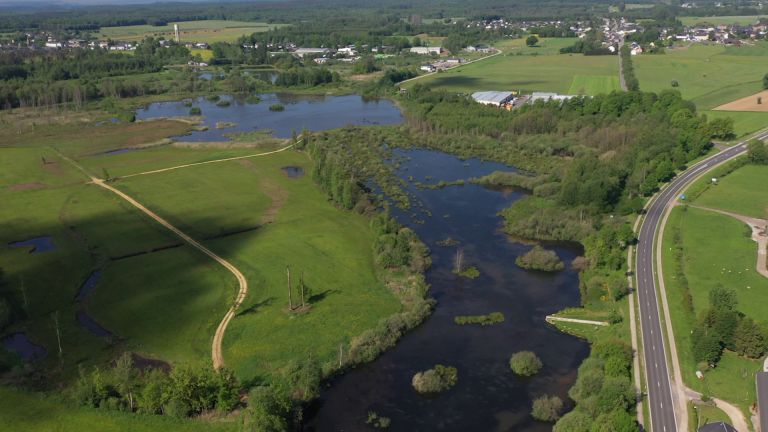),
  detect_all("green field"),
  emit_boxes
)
[678,15,765,27]
[0,387,237,432]
[660,206,766,417]
[567,75,622,95]
[694,164,768,218]
[403,38,619,95]
[114,150,403,381]
[634,42,768,109]
[97,20,282,44]
[700,110,768,138]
